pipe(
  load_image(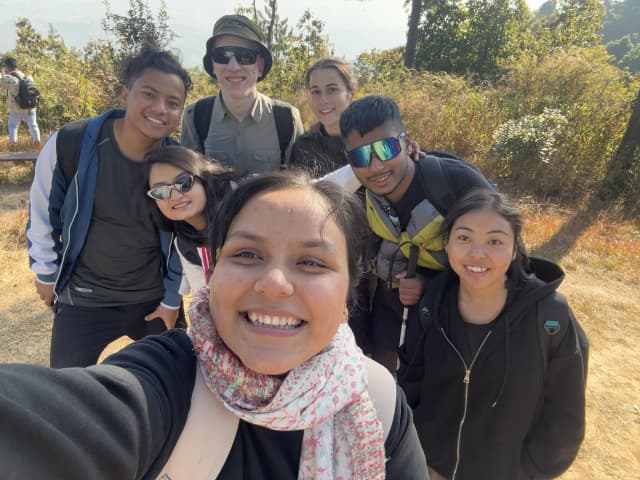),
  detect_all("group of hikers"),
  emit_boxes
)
[0,14,587,480]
